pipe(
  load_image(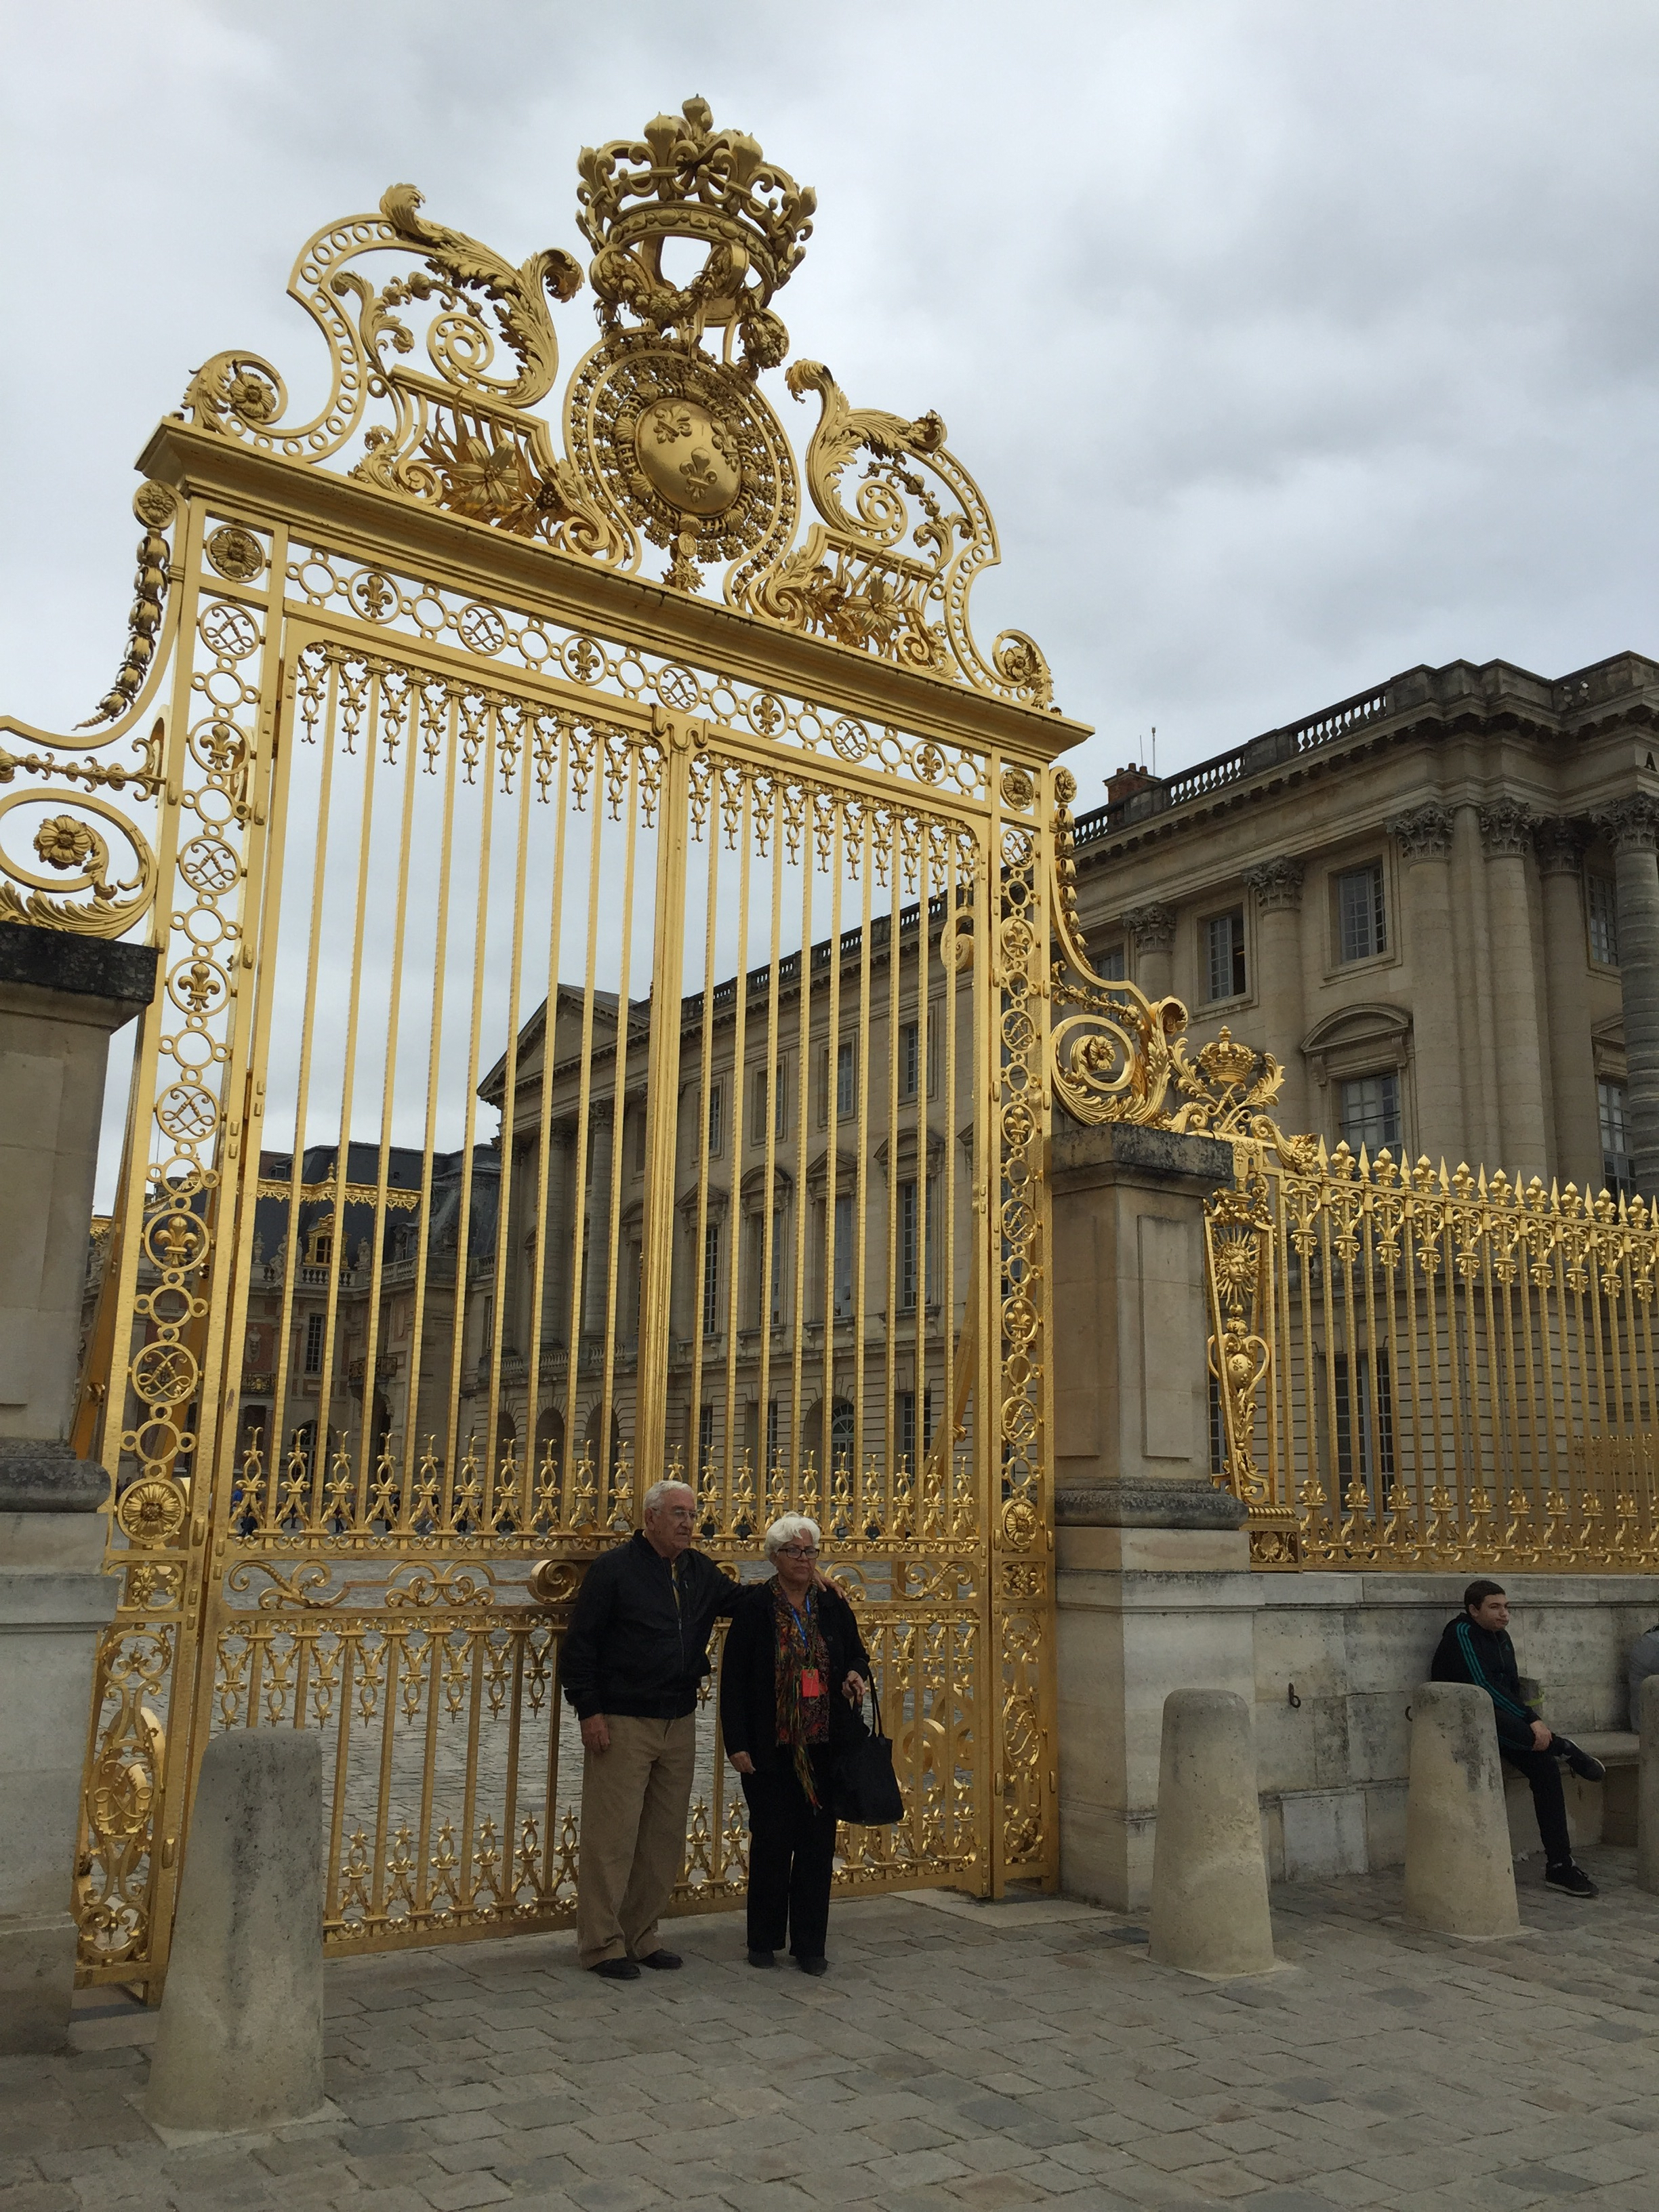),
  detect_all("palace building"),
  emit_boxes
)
[1068,650,1659,1197]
